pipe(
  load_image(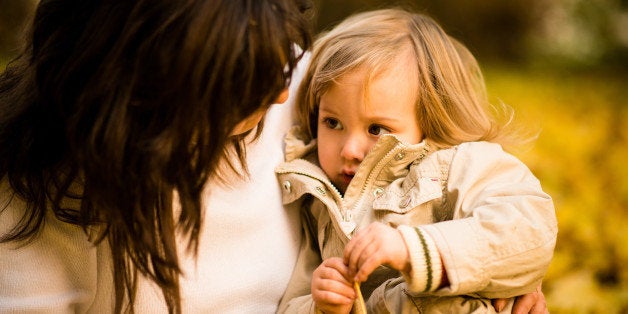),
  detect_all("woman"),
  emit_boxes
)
[0,0,311,312]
